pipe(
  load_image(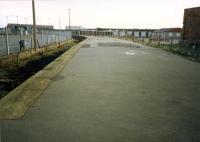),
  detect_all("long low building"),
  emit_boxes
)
[75,28,156,38]
[74,28,183,45]
[132,29,156,38]
[77,29,113,36]
[7,23,54,35]
[97,28,156,38]
[151,28,182,44]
